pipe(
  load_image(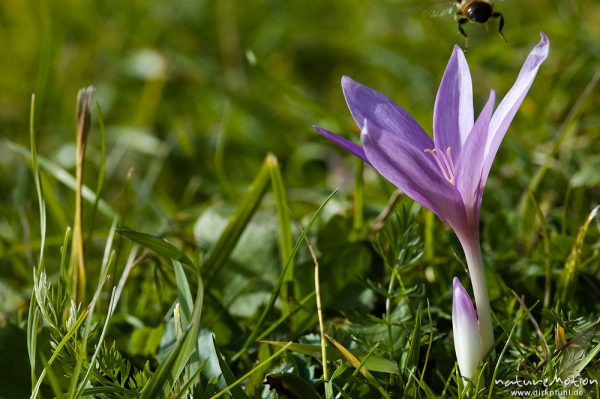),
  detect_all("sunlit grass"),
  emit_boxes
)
[0,0,599,398]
